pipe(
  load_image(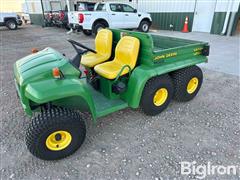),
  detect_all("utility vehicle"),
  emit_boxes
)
[14,29,209,160]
